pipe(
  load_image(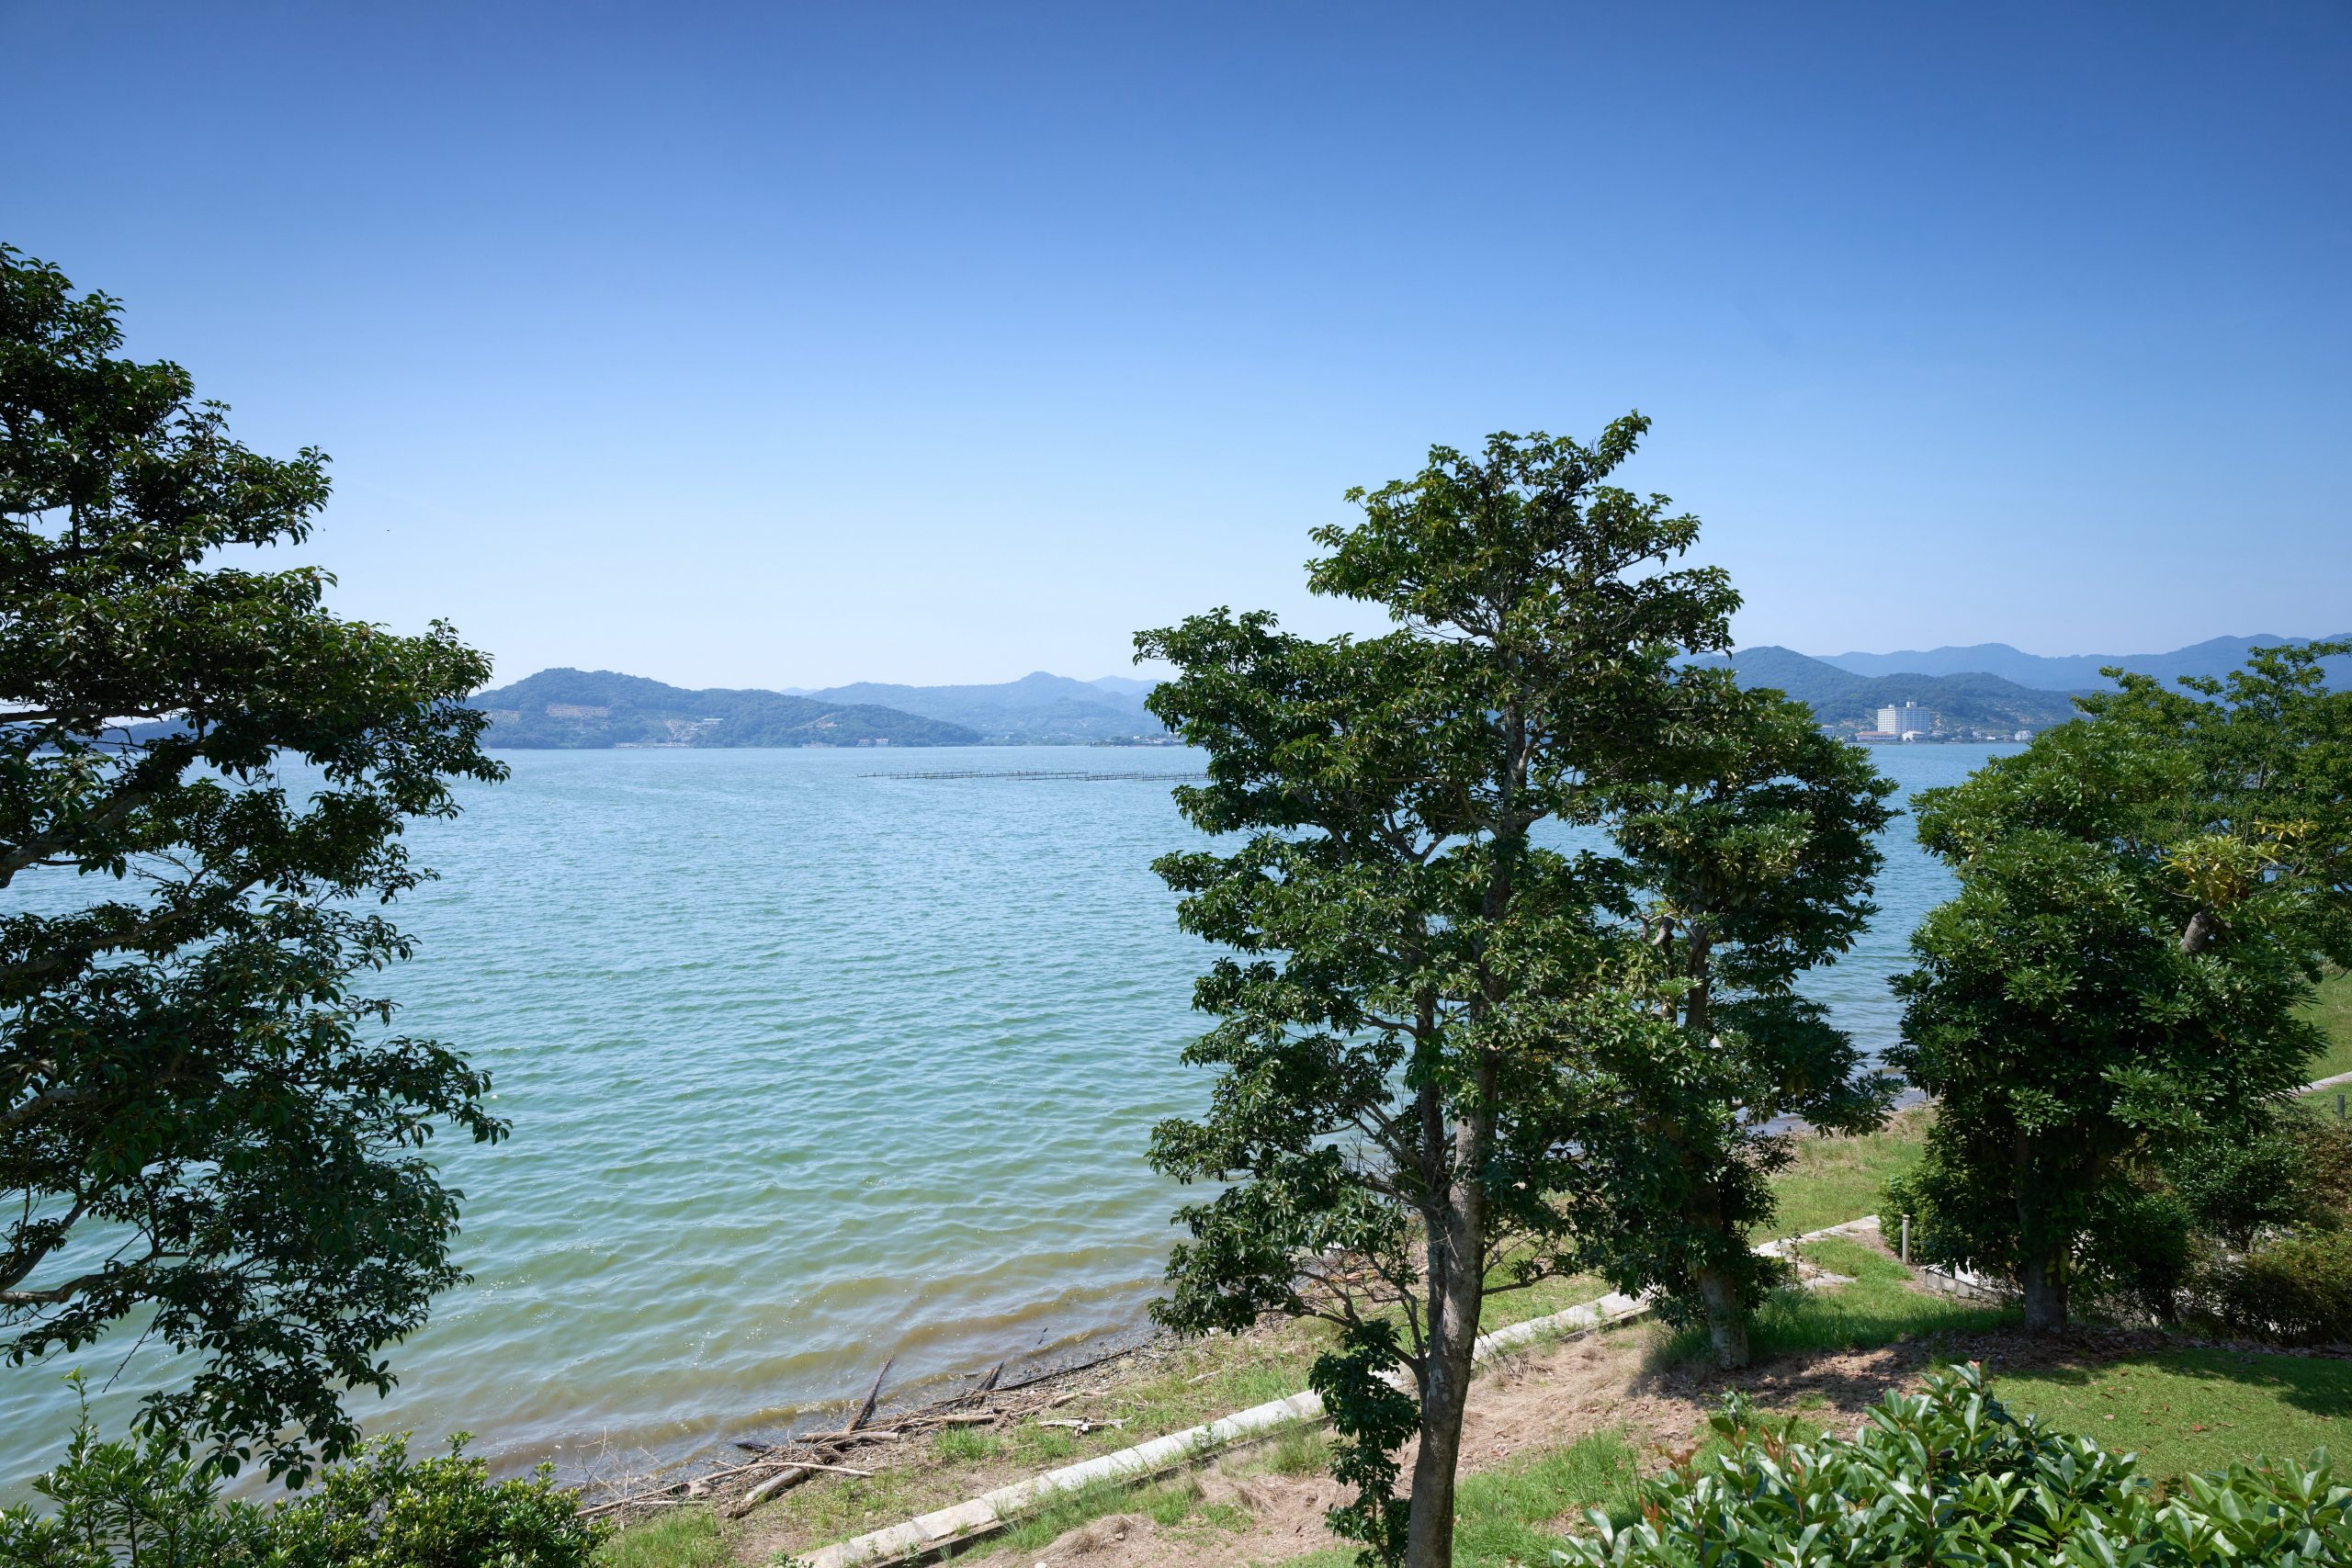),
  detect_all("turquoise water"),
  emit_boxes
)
[0,742,2011,1487]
